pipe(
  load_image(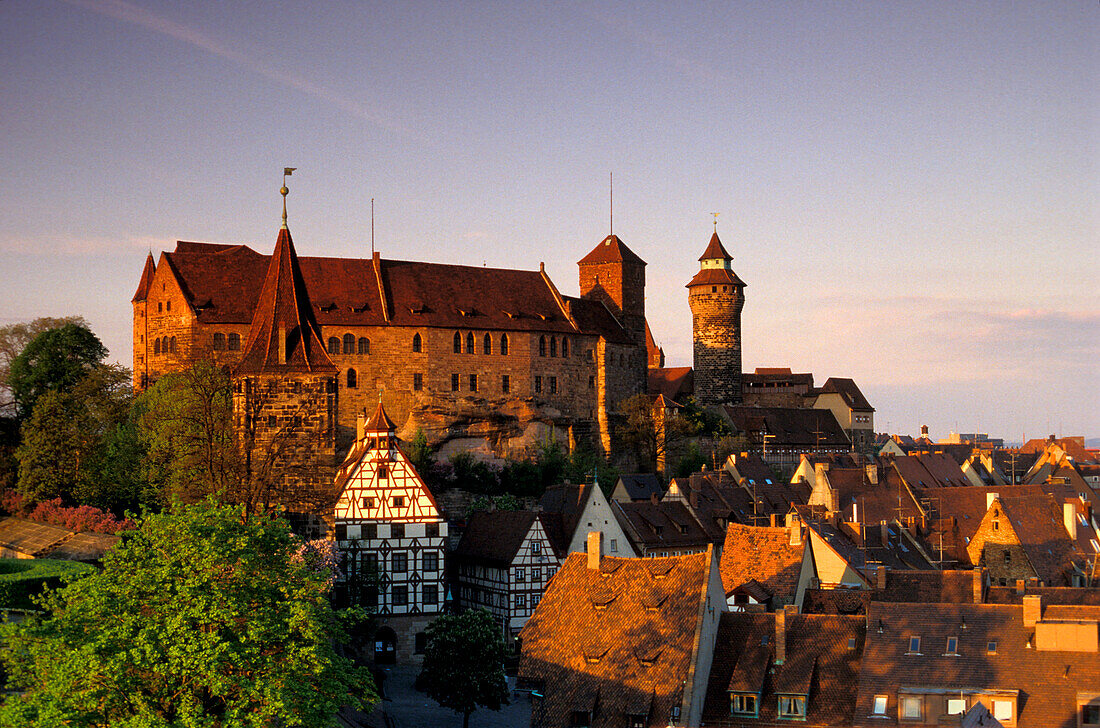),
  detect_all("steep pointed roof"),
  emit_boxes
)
[131,253,156,302]
[577,234,646,266]
[363,399,396,433]
[234,227,336,375]
[698,231,733,261]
